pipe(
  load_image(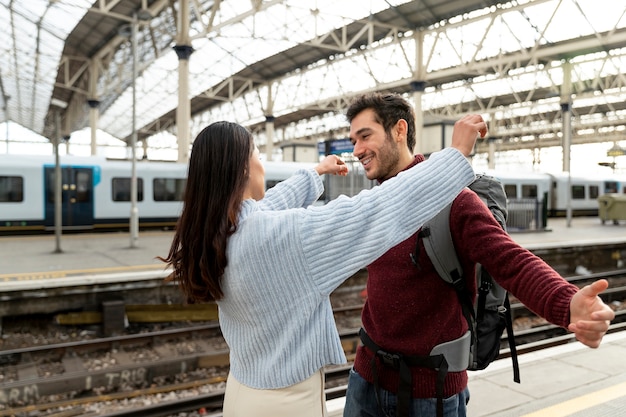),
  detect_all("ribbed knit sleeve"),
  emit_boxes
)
[300,147,475,296]
[259,168,323,210]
